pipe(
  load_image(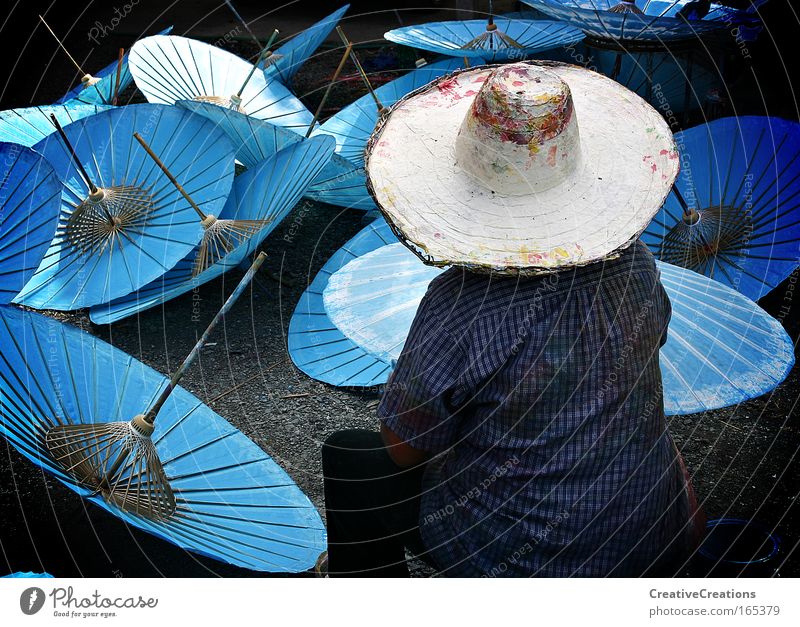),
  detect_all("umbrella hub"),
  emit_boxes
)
[194,217,272,276]
[609,2,645,14]
[462,25,523,51]
[192,94,246,113]
[65,184,155,253]
[81,73,101,86]
[44,418,176,520]
[261,52,284,68]
[659,204,754,273]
